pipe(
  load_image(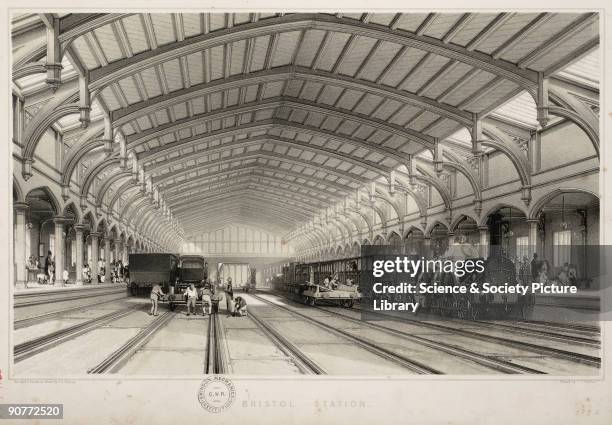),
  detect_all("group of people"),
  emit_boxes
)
[149,277,248,317]
[30,251,68,285]
[322,275,340,290]
[525,254,579,287]
[26,251,129,287]
[94,259,128,283]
